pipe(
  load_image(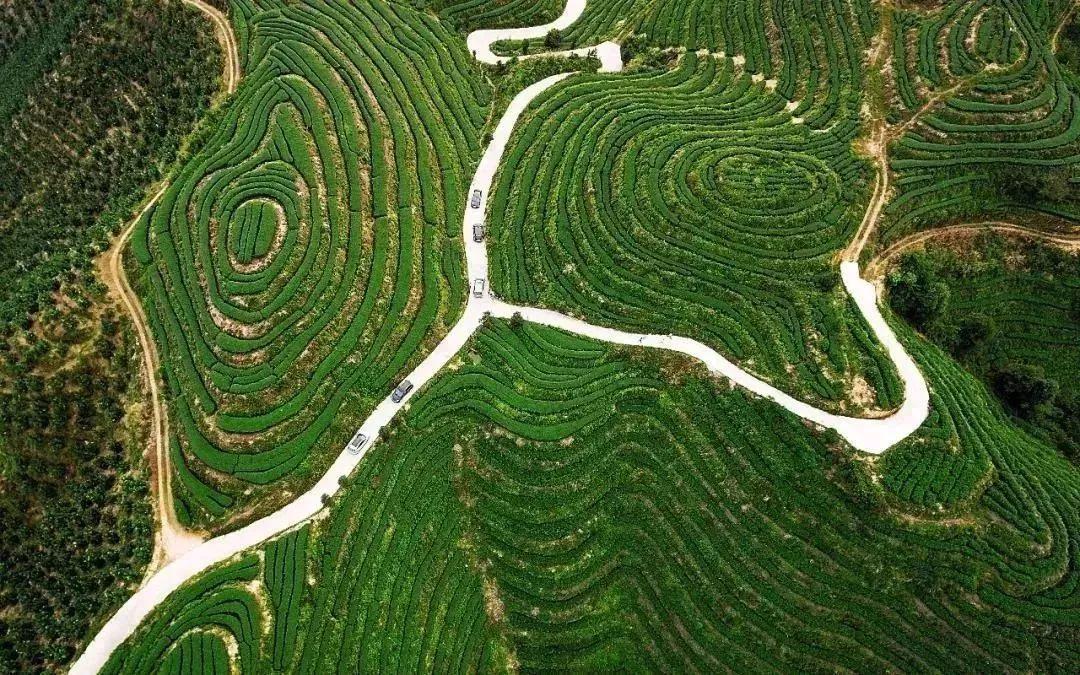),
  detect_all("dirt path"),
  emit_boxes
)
[866,220,1080,278]
[186,0,241,95]
[97,0,241,570]
[1052,2,1077,54]
[843,9,976,265]
[99,188,204,567]
[843,122,890,263]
